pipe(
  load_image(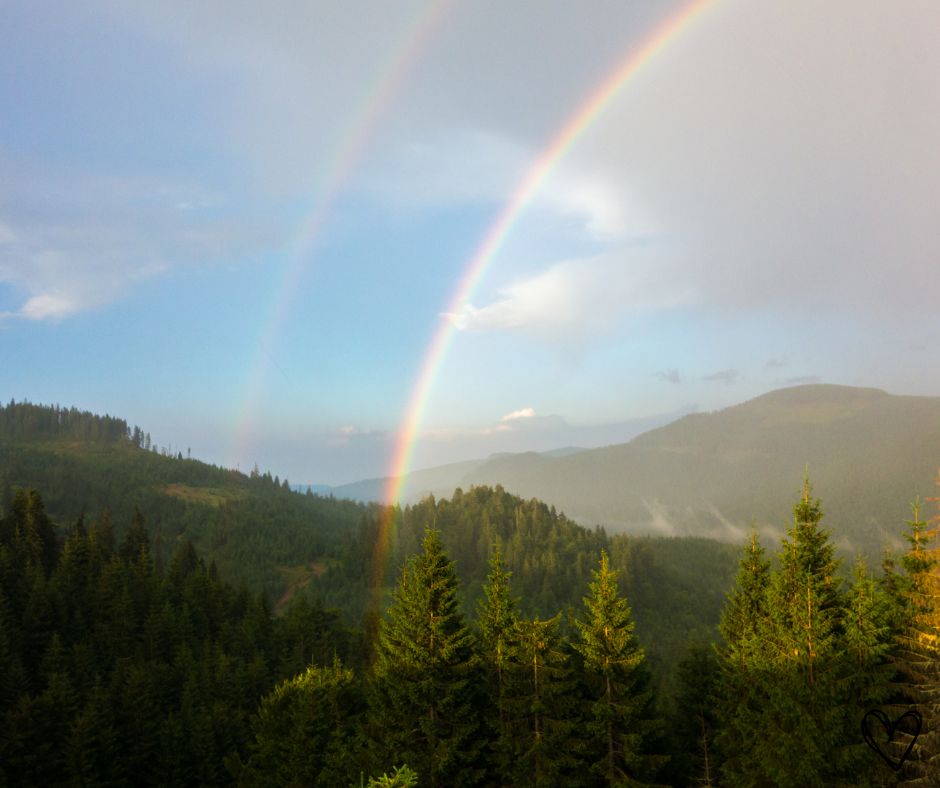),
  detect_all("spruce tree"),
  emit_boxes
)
[477,542,518,776]
[752,479,847,786]
[370,528,485,787]
[504,614,577,786]
[669,643,720,787]
[714,528,770,784]
[573,549,662,786]
[891,497,940,783]
[717,479,879,786]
